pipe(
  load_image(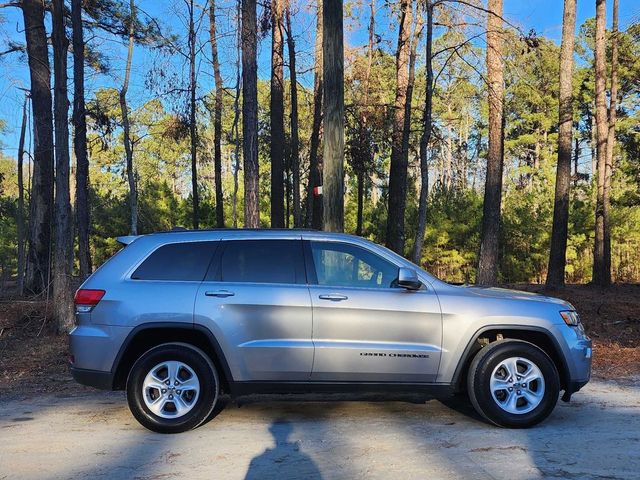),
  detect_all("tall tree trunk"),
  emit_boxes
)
[232,0,242,228]
[354,0,375,238]
[120,0,137,235]
[270,0,285,227]
[546,0,577,288]
[17,94,27,296]
[52,0,74,331]
[209,0,225,227]
[592,0,609,286]
[411,0,434,265]
[72,0,91,277]
[306,2,323,229]
[188,0,199,229]
[322,0,344,232]
[476,0,505,286]
[242,0,260,227]
[386,0,413,253]
[22,0,54,295]
[285,7,301,228]
[604,0,618,282]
